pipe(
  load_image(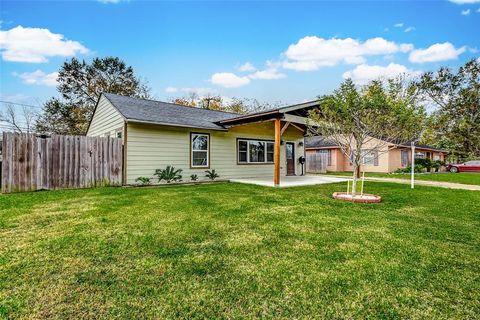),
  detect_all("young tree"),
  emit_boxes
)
[416,58,480,158]
[36,57,151,135]
[308,78,425,196]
